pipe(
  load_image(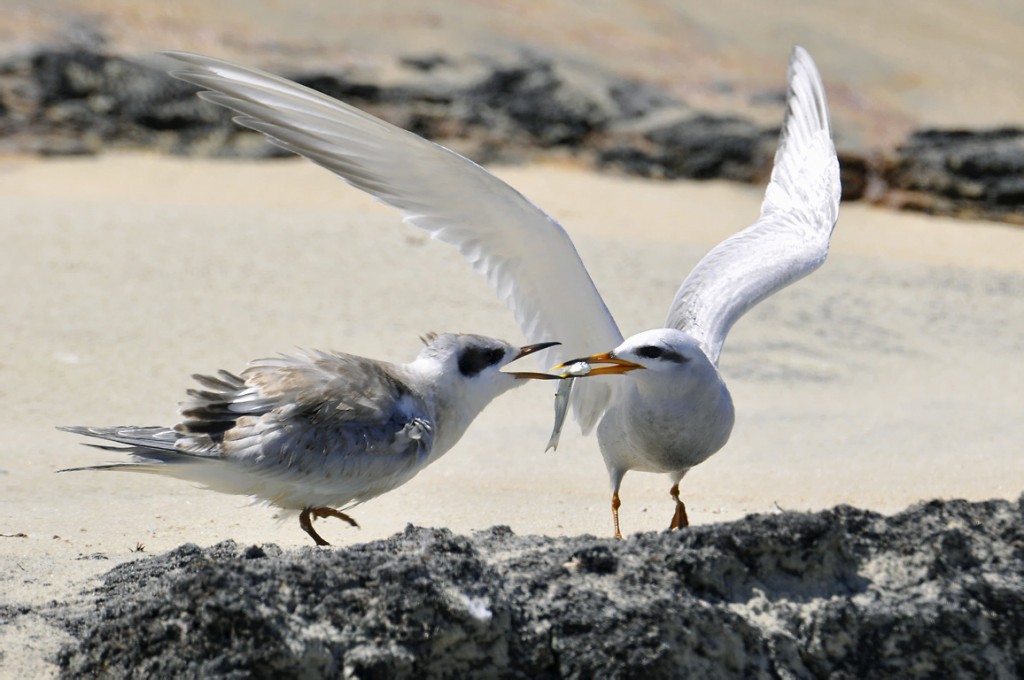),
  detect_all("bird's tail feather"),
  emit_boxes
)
[56,425,216,471]
[59,461,167,473]
[58,425,288,502]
